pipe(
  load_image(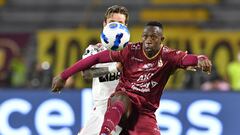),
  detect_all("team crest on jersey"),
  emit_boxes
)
[158,59,163,67]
